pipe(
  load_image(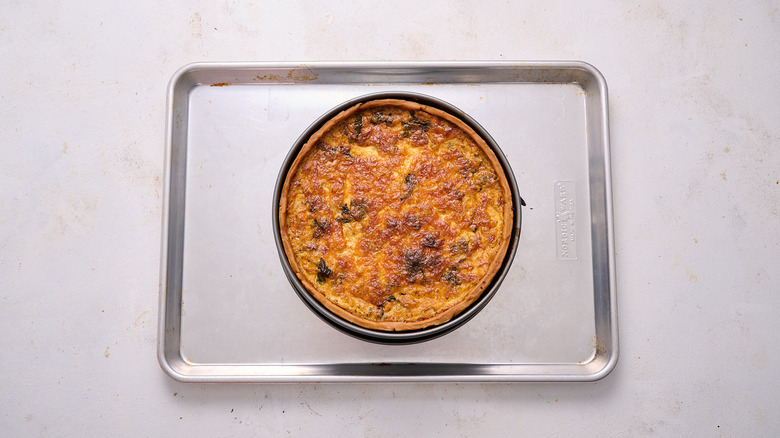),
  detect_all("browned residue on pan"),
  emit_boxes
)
[255,74,282,81]
[255,66,319,82]
[210,82,230,87]
[286,67,319,81]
